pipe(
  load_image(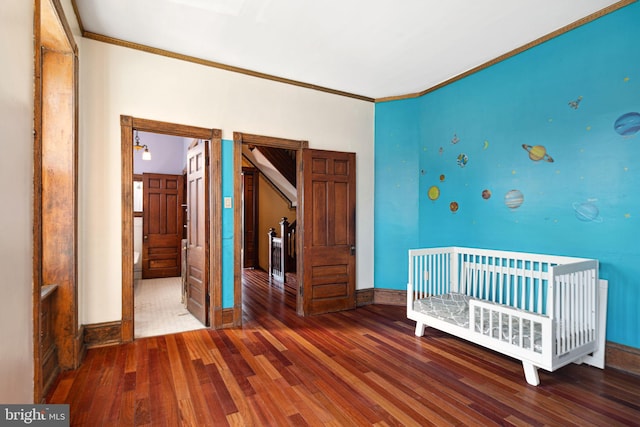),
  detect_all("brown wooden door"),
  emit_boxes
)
[186,142,209,325]
[300,149,356,315]
[242,167,258,268]
[142,173,184,278]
